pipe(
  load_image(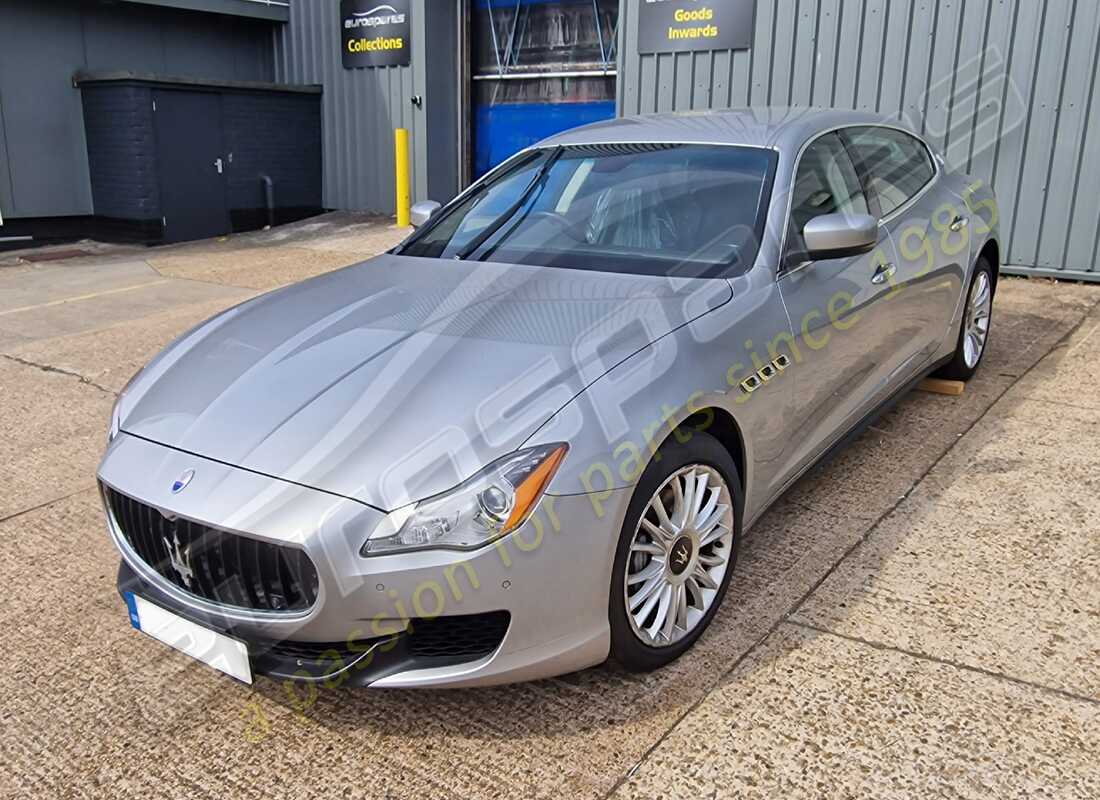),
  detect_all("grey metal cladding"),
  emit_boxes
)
[274,0,461,215]
[116,0,290,23]
[274,0,424,214]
